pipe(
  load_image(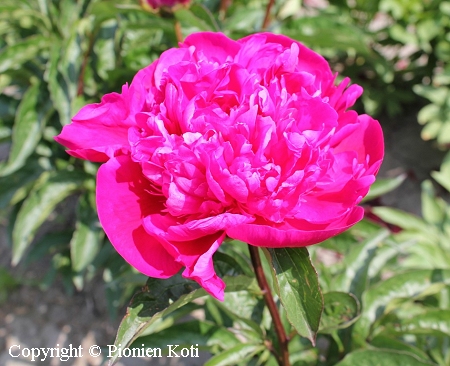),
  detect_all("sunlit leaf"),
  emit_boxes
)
[355,269,450,338]
[204,343,265,366]
[110,274,257,365]
[319,292,360,333]
[335,349,436,366]
[265,247,323,344]
[11,170,88,265]
[0,82,49,176]
[70,191,103,278]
